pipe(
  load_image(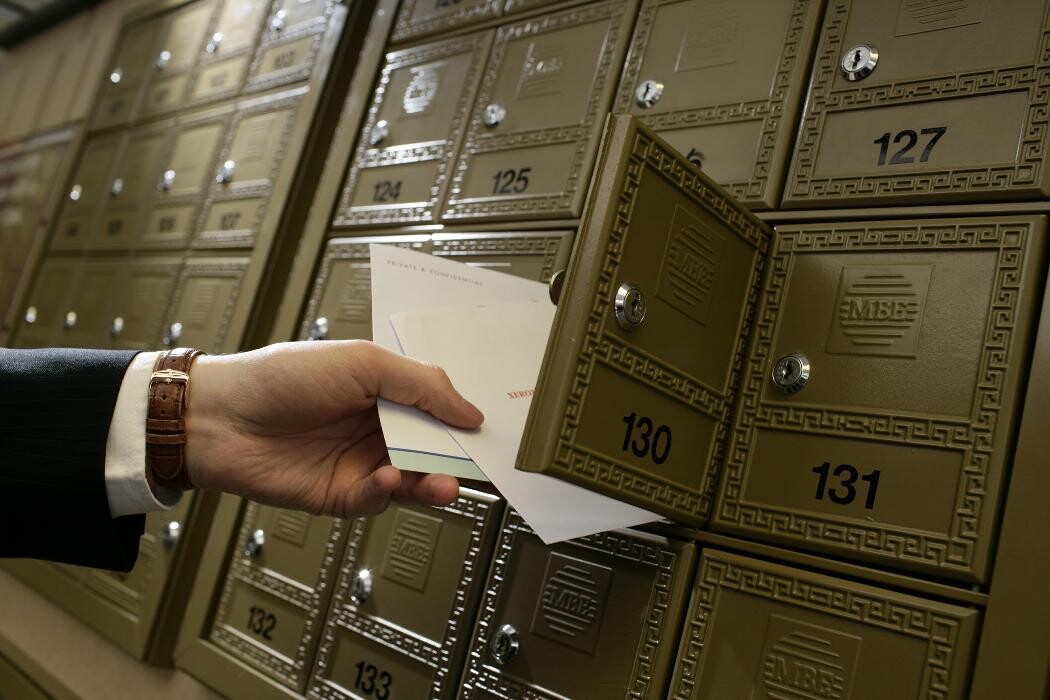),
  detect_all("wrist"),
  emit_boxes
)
[184,354,228,491]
